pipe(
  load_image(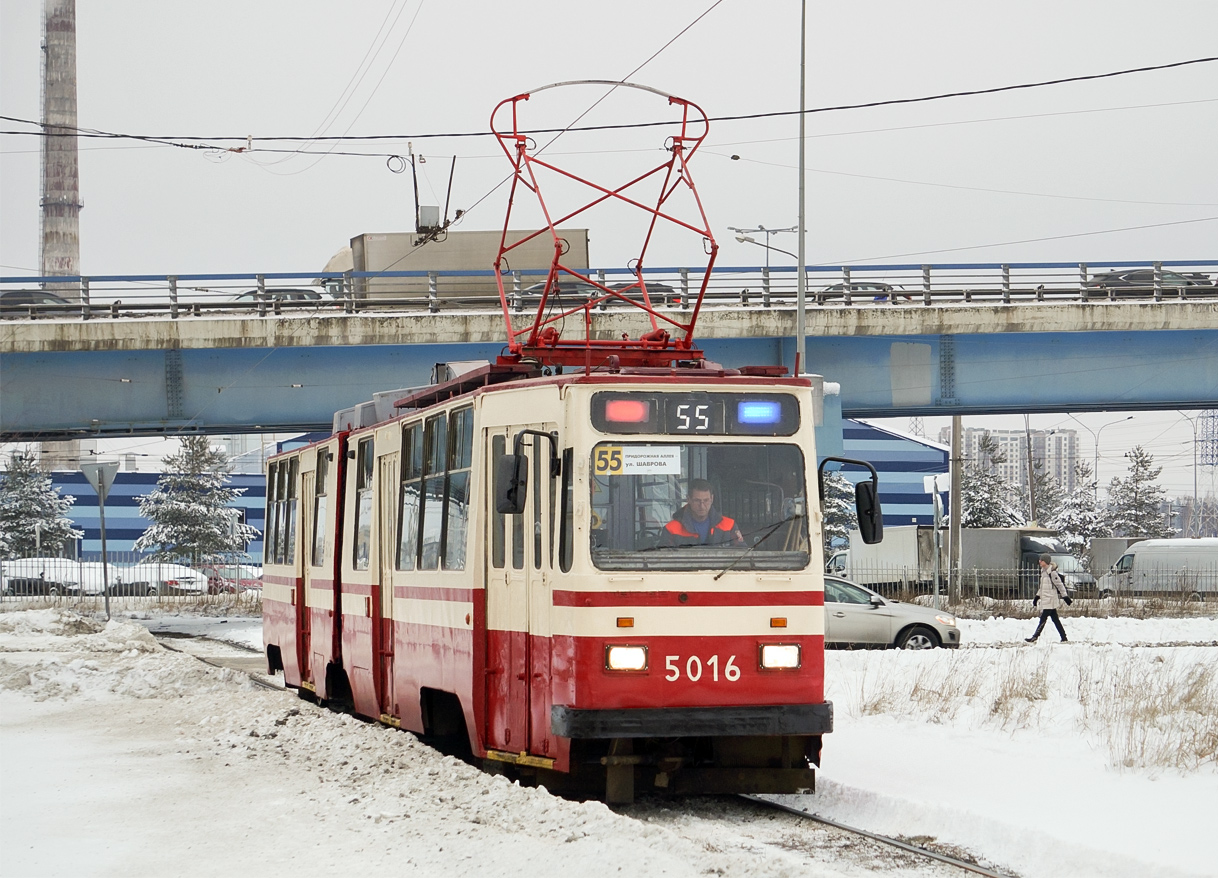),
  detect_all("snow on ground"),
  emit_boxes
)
[2,608,1216,877]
